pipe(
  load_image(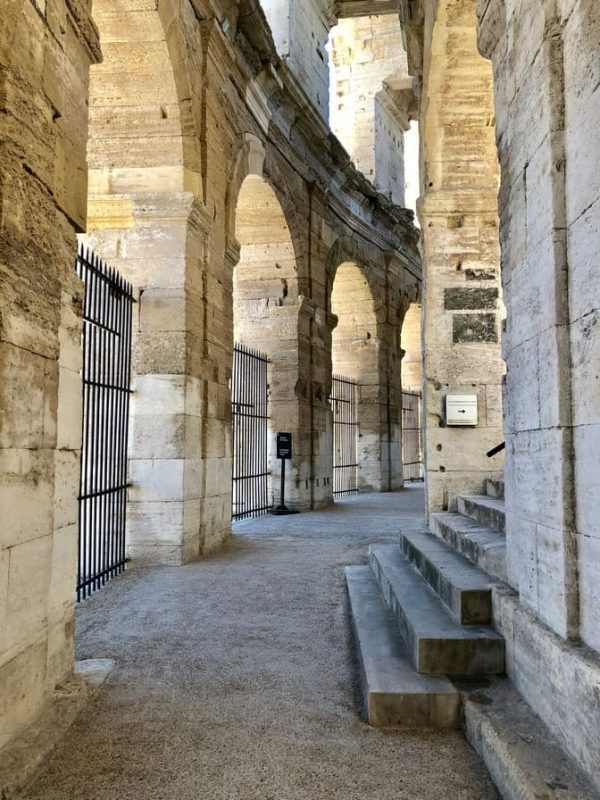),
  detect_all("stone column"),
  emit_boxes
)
[478,0,598,643]
[85,194,215,564]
